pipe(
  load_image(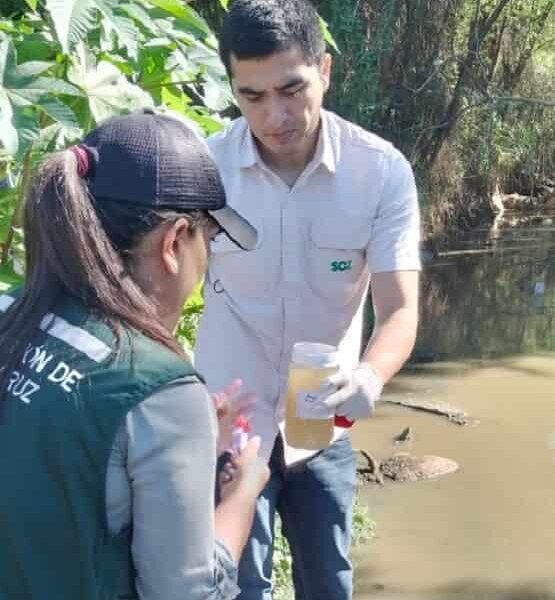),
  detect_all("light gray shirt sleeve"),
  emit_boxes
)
[367,149,422,274]
[106,378,240,600]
